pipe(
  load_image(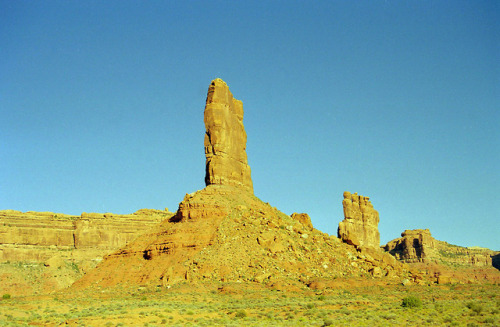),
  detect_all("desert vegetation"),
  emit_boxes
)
[0,282,498,326]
